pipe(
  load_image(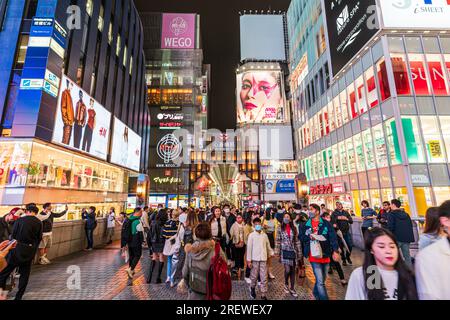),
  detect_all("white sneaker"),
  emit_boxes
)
[43,256,51,264]
[38,258,47,265]
[244,277,251,285]
[166,277,171,284]
[269,273,275,280]
[126,268,133,279]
